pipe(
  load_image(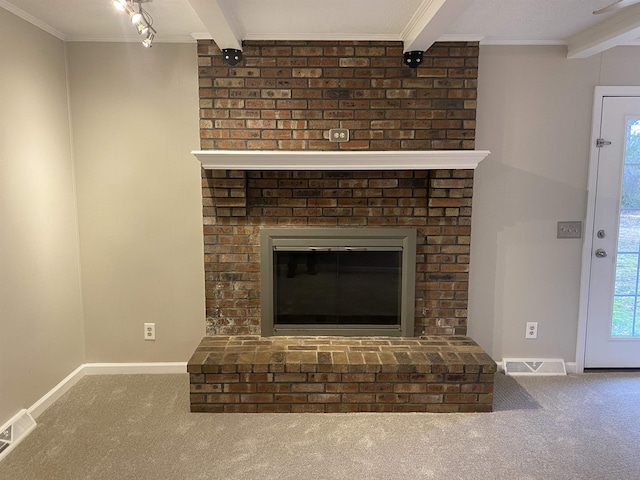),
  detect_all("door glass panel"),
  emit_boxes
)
[612,296,636,337]
[335,251,401,326]
[274,250,337,325]
[612,119,640,337]
[272,249,401,327]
